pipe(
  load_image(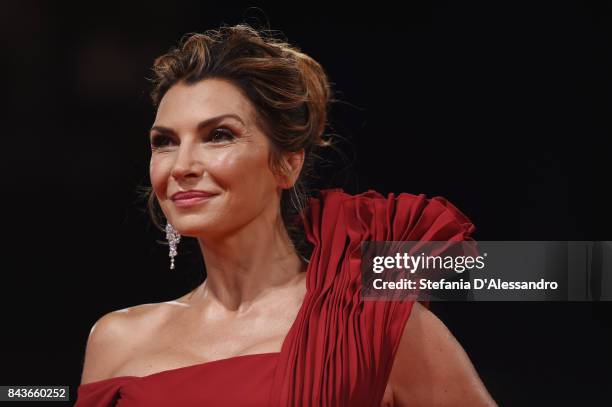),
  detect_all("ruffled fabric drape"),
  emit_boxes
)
[269,188,476,407]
